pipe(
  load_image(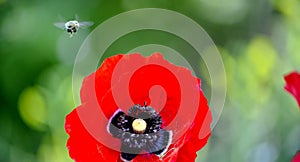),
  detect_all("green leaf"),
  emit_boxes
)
[18,87,47,131]
[245,35,277,82]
